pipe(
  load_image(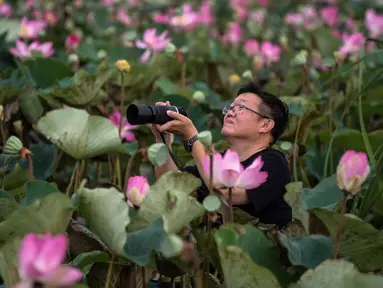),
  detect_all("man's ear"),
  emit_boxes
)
[259,119,274,133]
